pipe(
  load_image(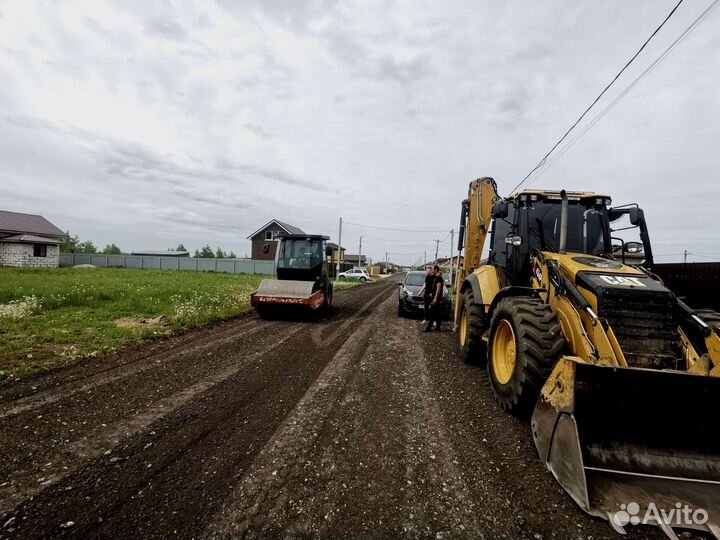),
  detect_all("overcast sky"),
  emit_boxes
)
[1,0,718,265]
